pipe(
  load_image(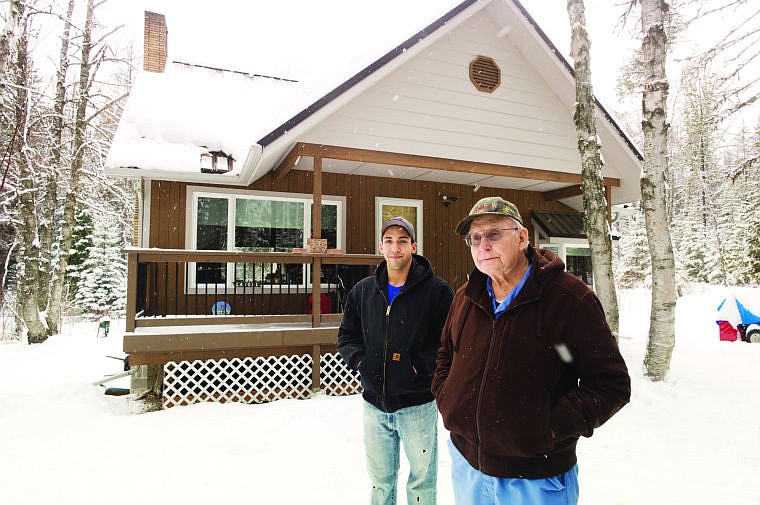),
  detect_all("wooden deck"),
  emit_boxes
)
[122,249,379,370]
[125,319,341,365]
